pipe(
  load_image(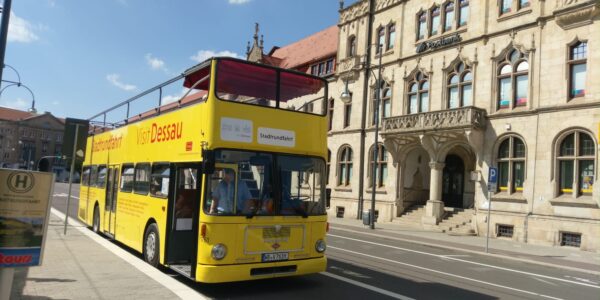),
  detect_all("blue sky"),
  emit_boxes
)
[1,0,348,120]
